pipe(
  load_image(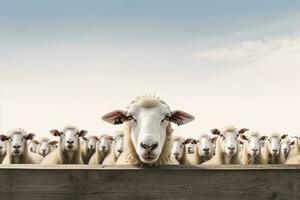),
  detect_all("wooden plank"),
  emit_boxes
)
[0,165,299,200]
